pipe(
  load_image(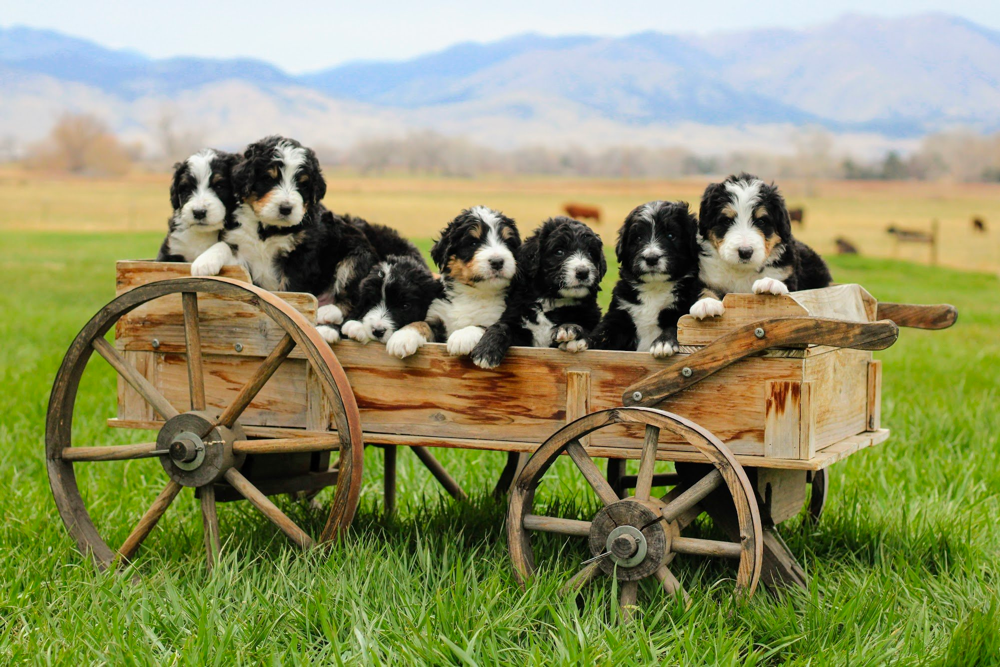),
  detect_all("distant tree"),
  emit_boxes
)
[24,113,131,176]
[880,151,908,180]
